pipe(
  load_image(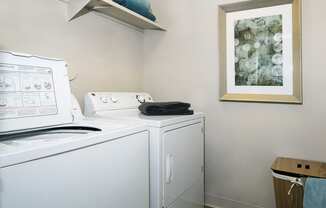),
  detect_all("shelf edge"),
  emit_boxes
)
[67,0,166,31]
